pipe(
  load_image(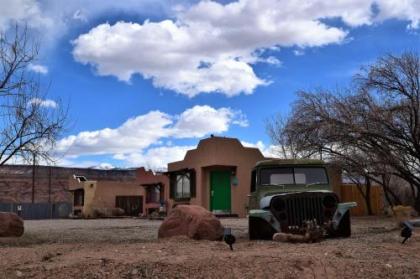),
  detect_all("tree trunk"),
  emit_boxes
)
[365,178,373,215]
[379,174,402,207]
[414,187,420,213]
